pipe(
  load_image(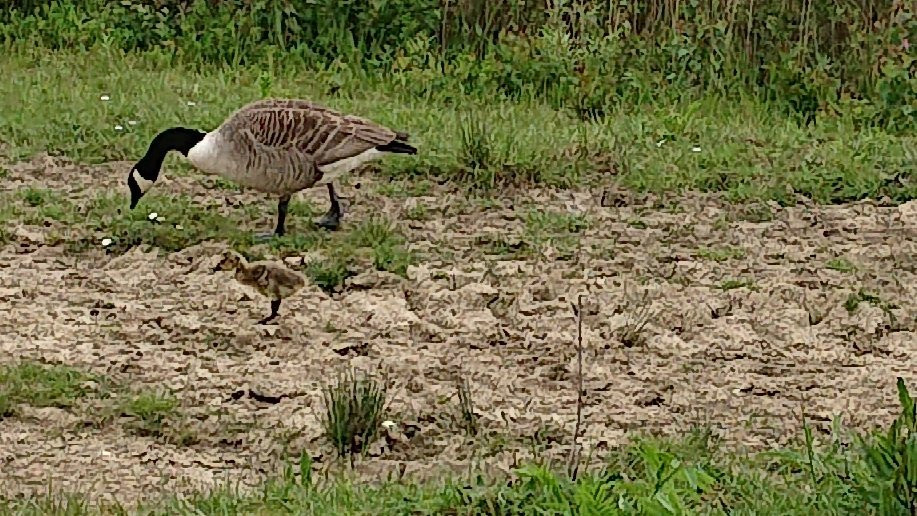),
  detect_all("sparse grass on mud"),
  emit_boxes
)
[0,362,109,418]
[2,378,915,515]
[0,362,192,443]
